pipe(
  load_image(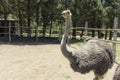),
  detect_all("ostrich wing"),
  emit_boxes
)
[70,40,111,74]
